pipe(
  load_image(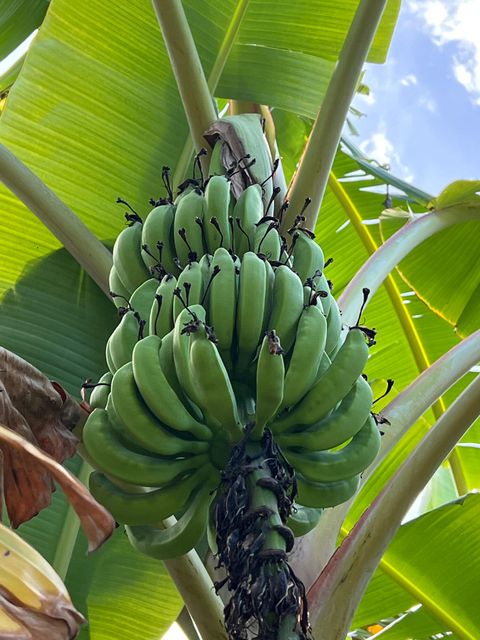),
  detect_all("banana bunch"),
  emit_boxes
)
[83,115,381,565]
